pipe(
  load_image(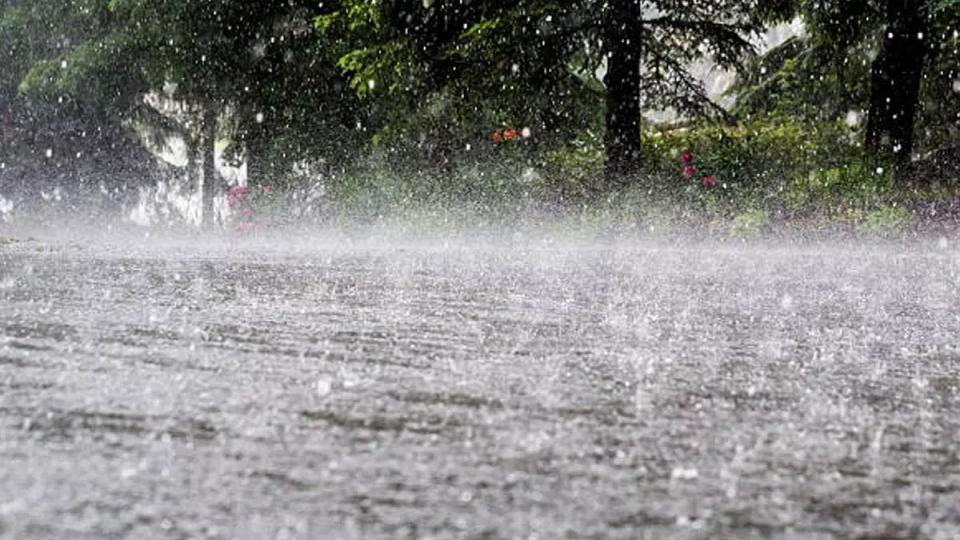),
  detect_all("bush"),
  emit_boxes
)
[642,117,861,203]
[791,159,896,215]
[729,209,770,237]
[274,114,940,234]
[858,205,914,234]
